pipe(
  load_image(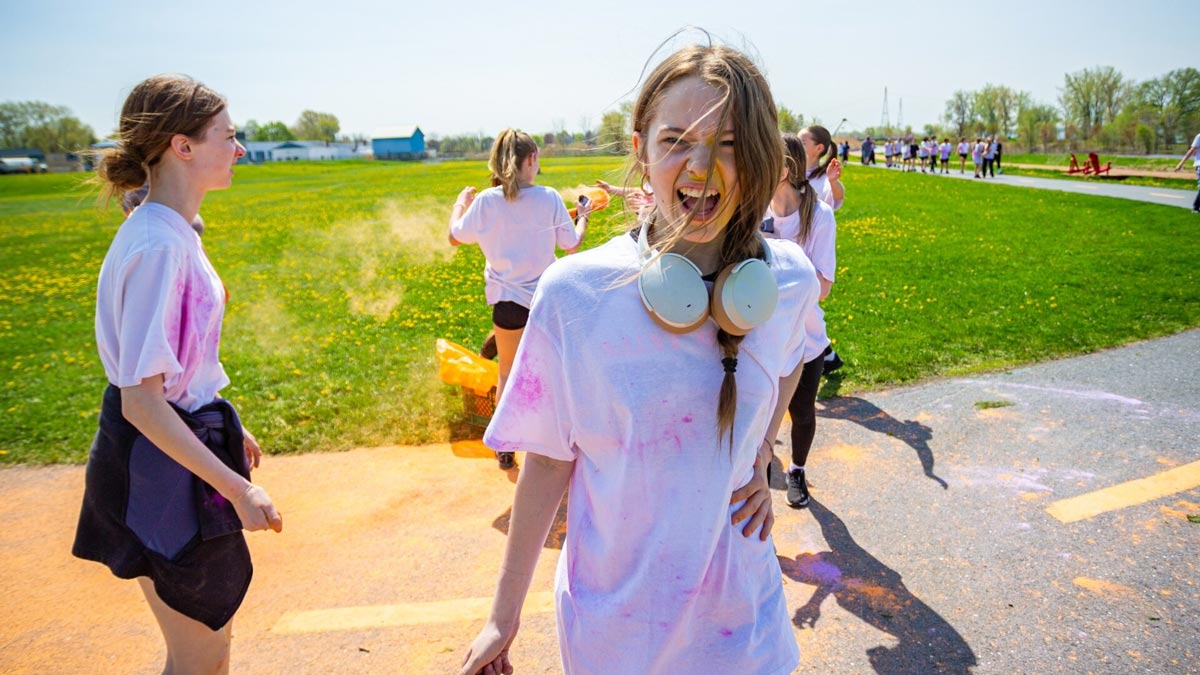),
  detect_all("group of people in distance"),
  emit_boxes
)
[880,134,1003,178]
[75,33,848,675]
